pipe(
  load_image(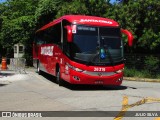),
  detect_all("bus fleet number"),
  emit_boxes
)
[94,68,106,72]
